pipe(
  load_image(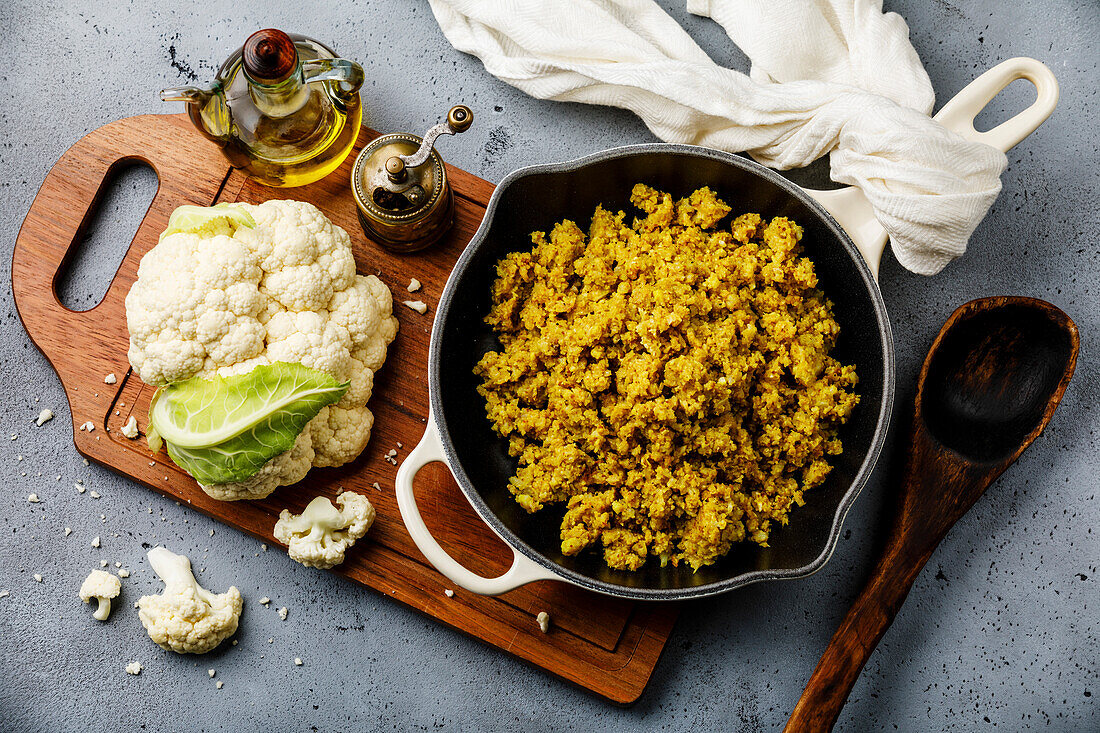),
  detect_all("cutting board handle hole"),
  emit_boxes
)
[56,161,158,312]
